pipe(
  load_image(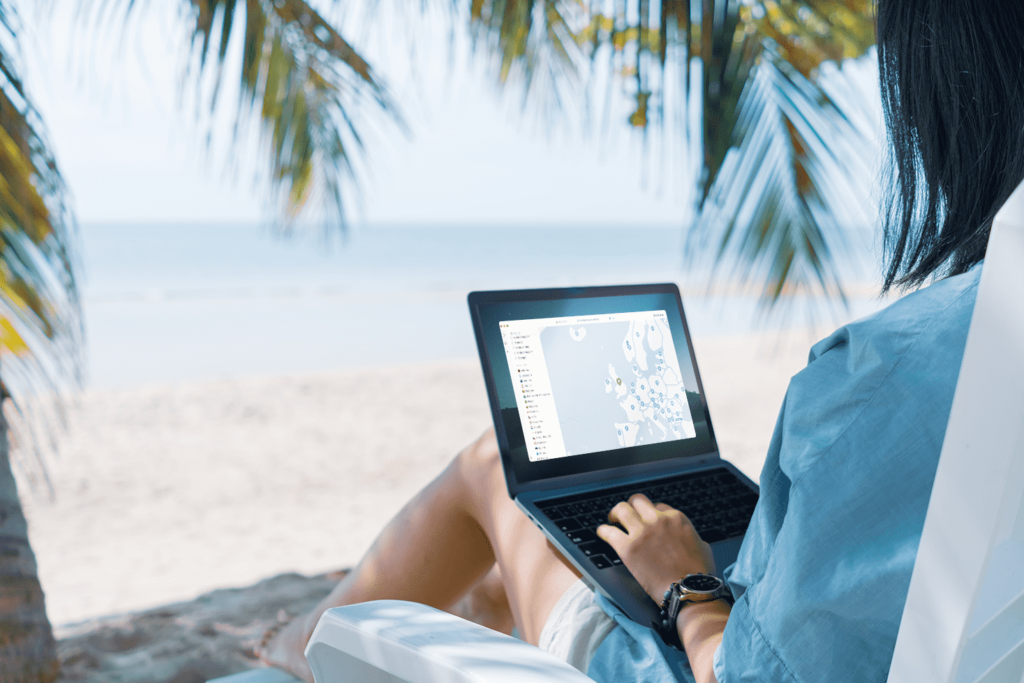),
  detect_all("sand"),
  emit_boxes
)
[17,331,821,636]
